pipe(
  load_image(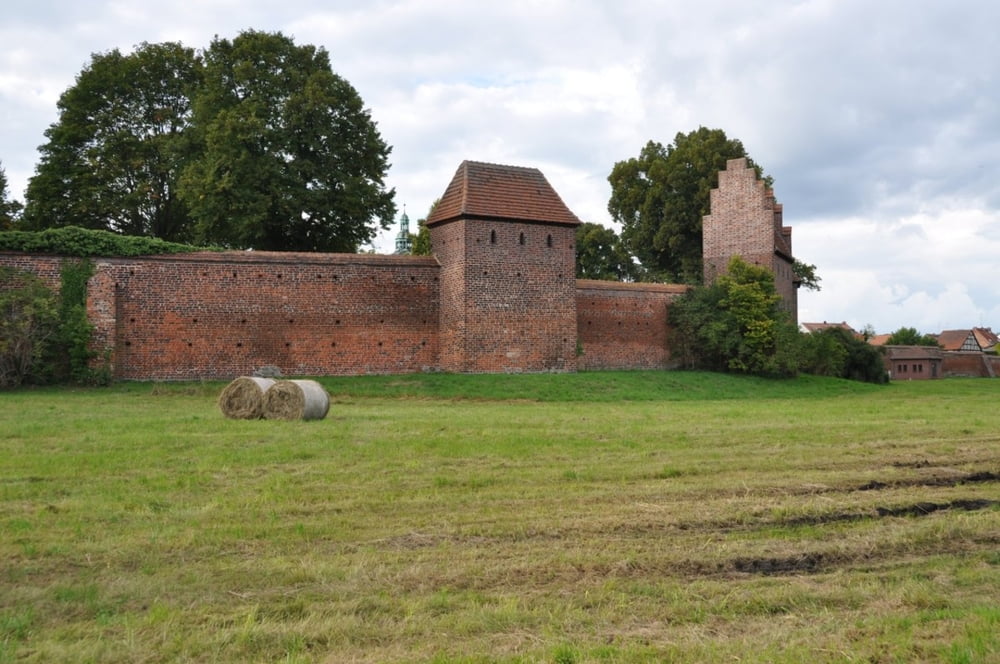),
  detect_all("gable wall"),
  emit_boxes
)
[703,158,798,322]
